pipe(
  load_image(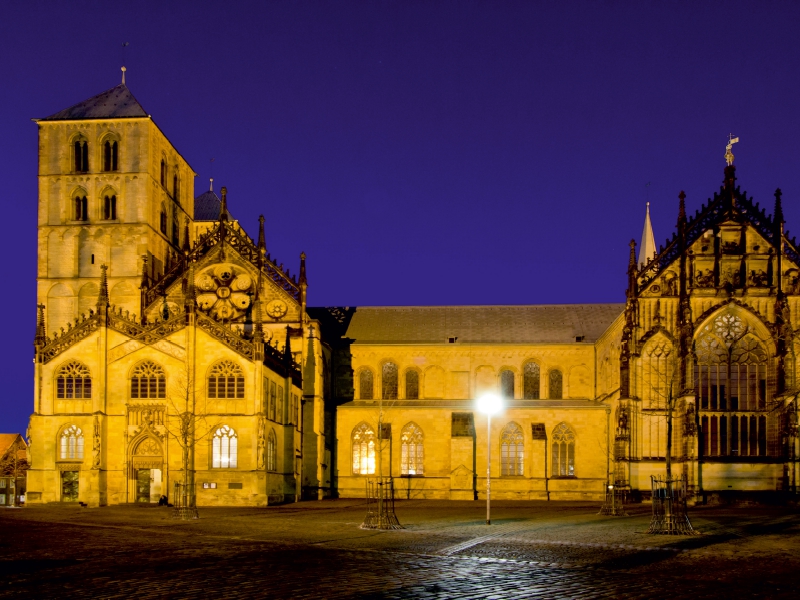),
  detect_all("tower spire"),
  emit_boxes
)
[97,264,109,308]
[257,215,266,253]
[35,303,46,345]
[638,202,656,268]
